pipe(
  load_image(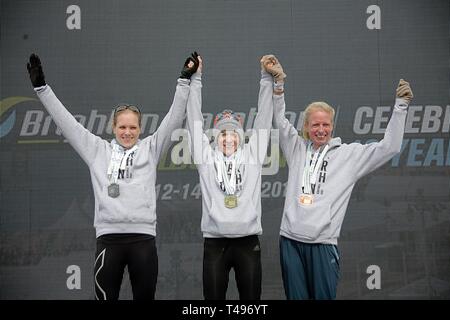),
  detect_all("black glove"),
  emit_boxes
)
[180,51,200,79]
[27,54,46,87]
